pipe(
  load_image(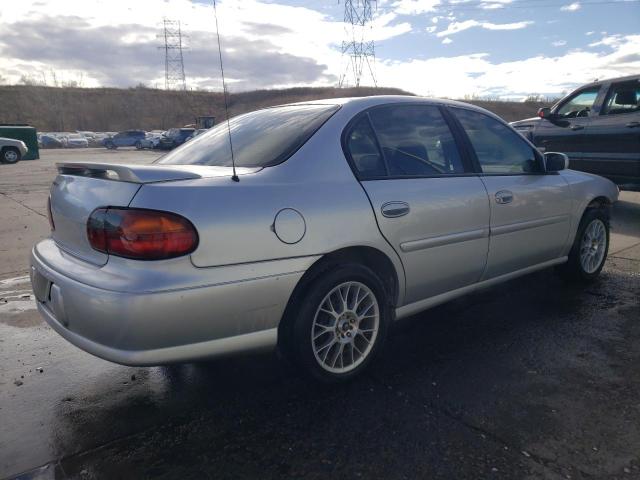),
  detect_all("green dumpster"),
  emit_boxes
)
[0,125,39,160]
